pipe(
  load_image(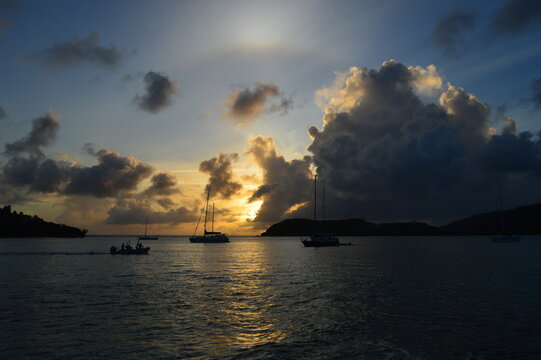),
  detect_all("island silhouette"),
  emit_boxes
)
[261,203,541,236]
[0,205,87,238]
